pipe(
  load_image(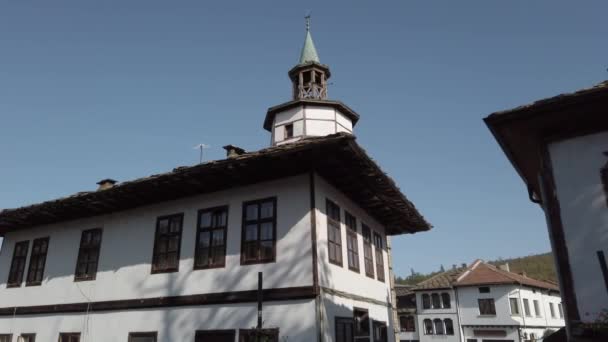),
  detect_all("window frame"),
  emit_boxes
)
[74,228,103,281]
[58,332,81,342]
[399,315,415,332]
[373,232,385,282]
[523,298,531,316]
[128,332,157,342]
[354,307,370,338]
[422,294,431,309]
[345,211,360,273]
[326,199,343,267]
[240,197,277,265]
[0,335,12,342]
[26,237,50,286]
[20,334,36,342]
[533,299,542,317]
[549,302,556,318]
[7,240,29,288]
[284,123,294,139]
[509,297,520,315]
[431,293,441,309]
[433,319,444,335]
[362,223,374,278]
[151,214,183,274]
[478,298,496,316]
[441,293,451,308]
[478,286,490,293]
[444,319,454,335]
[194,205,229,270]
[423,319,434,335]
[558,303,564,319]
